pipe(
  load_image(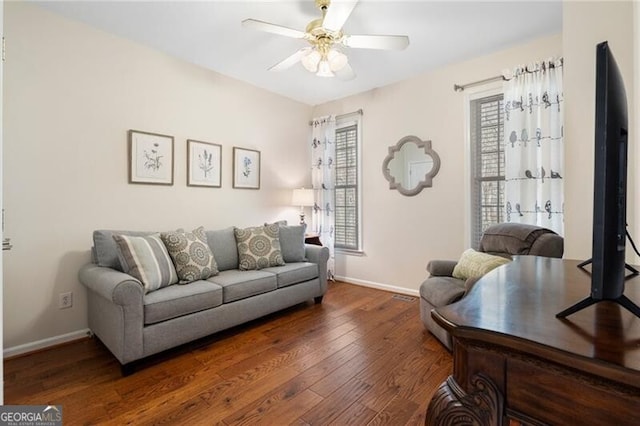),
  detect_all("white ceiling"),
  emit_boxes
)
[34,0,563,106]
